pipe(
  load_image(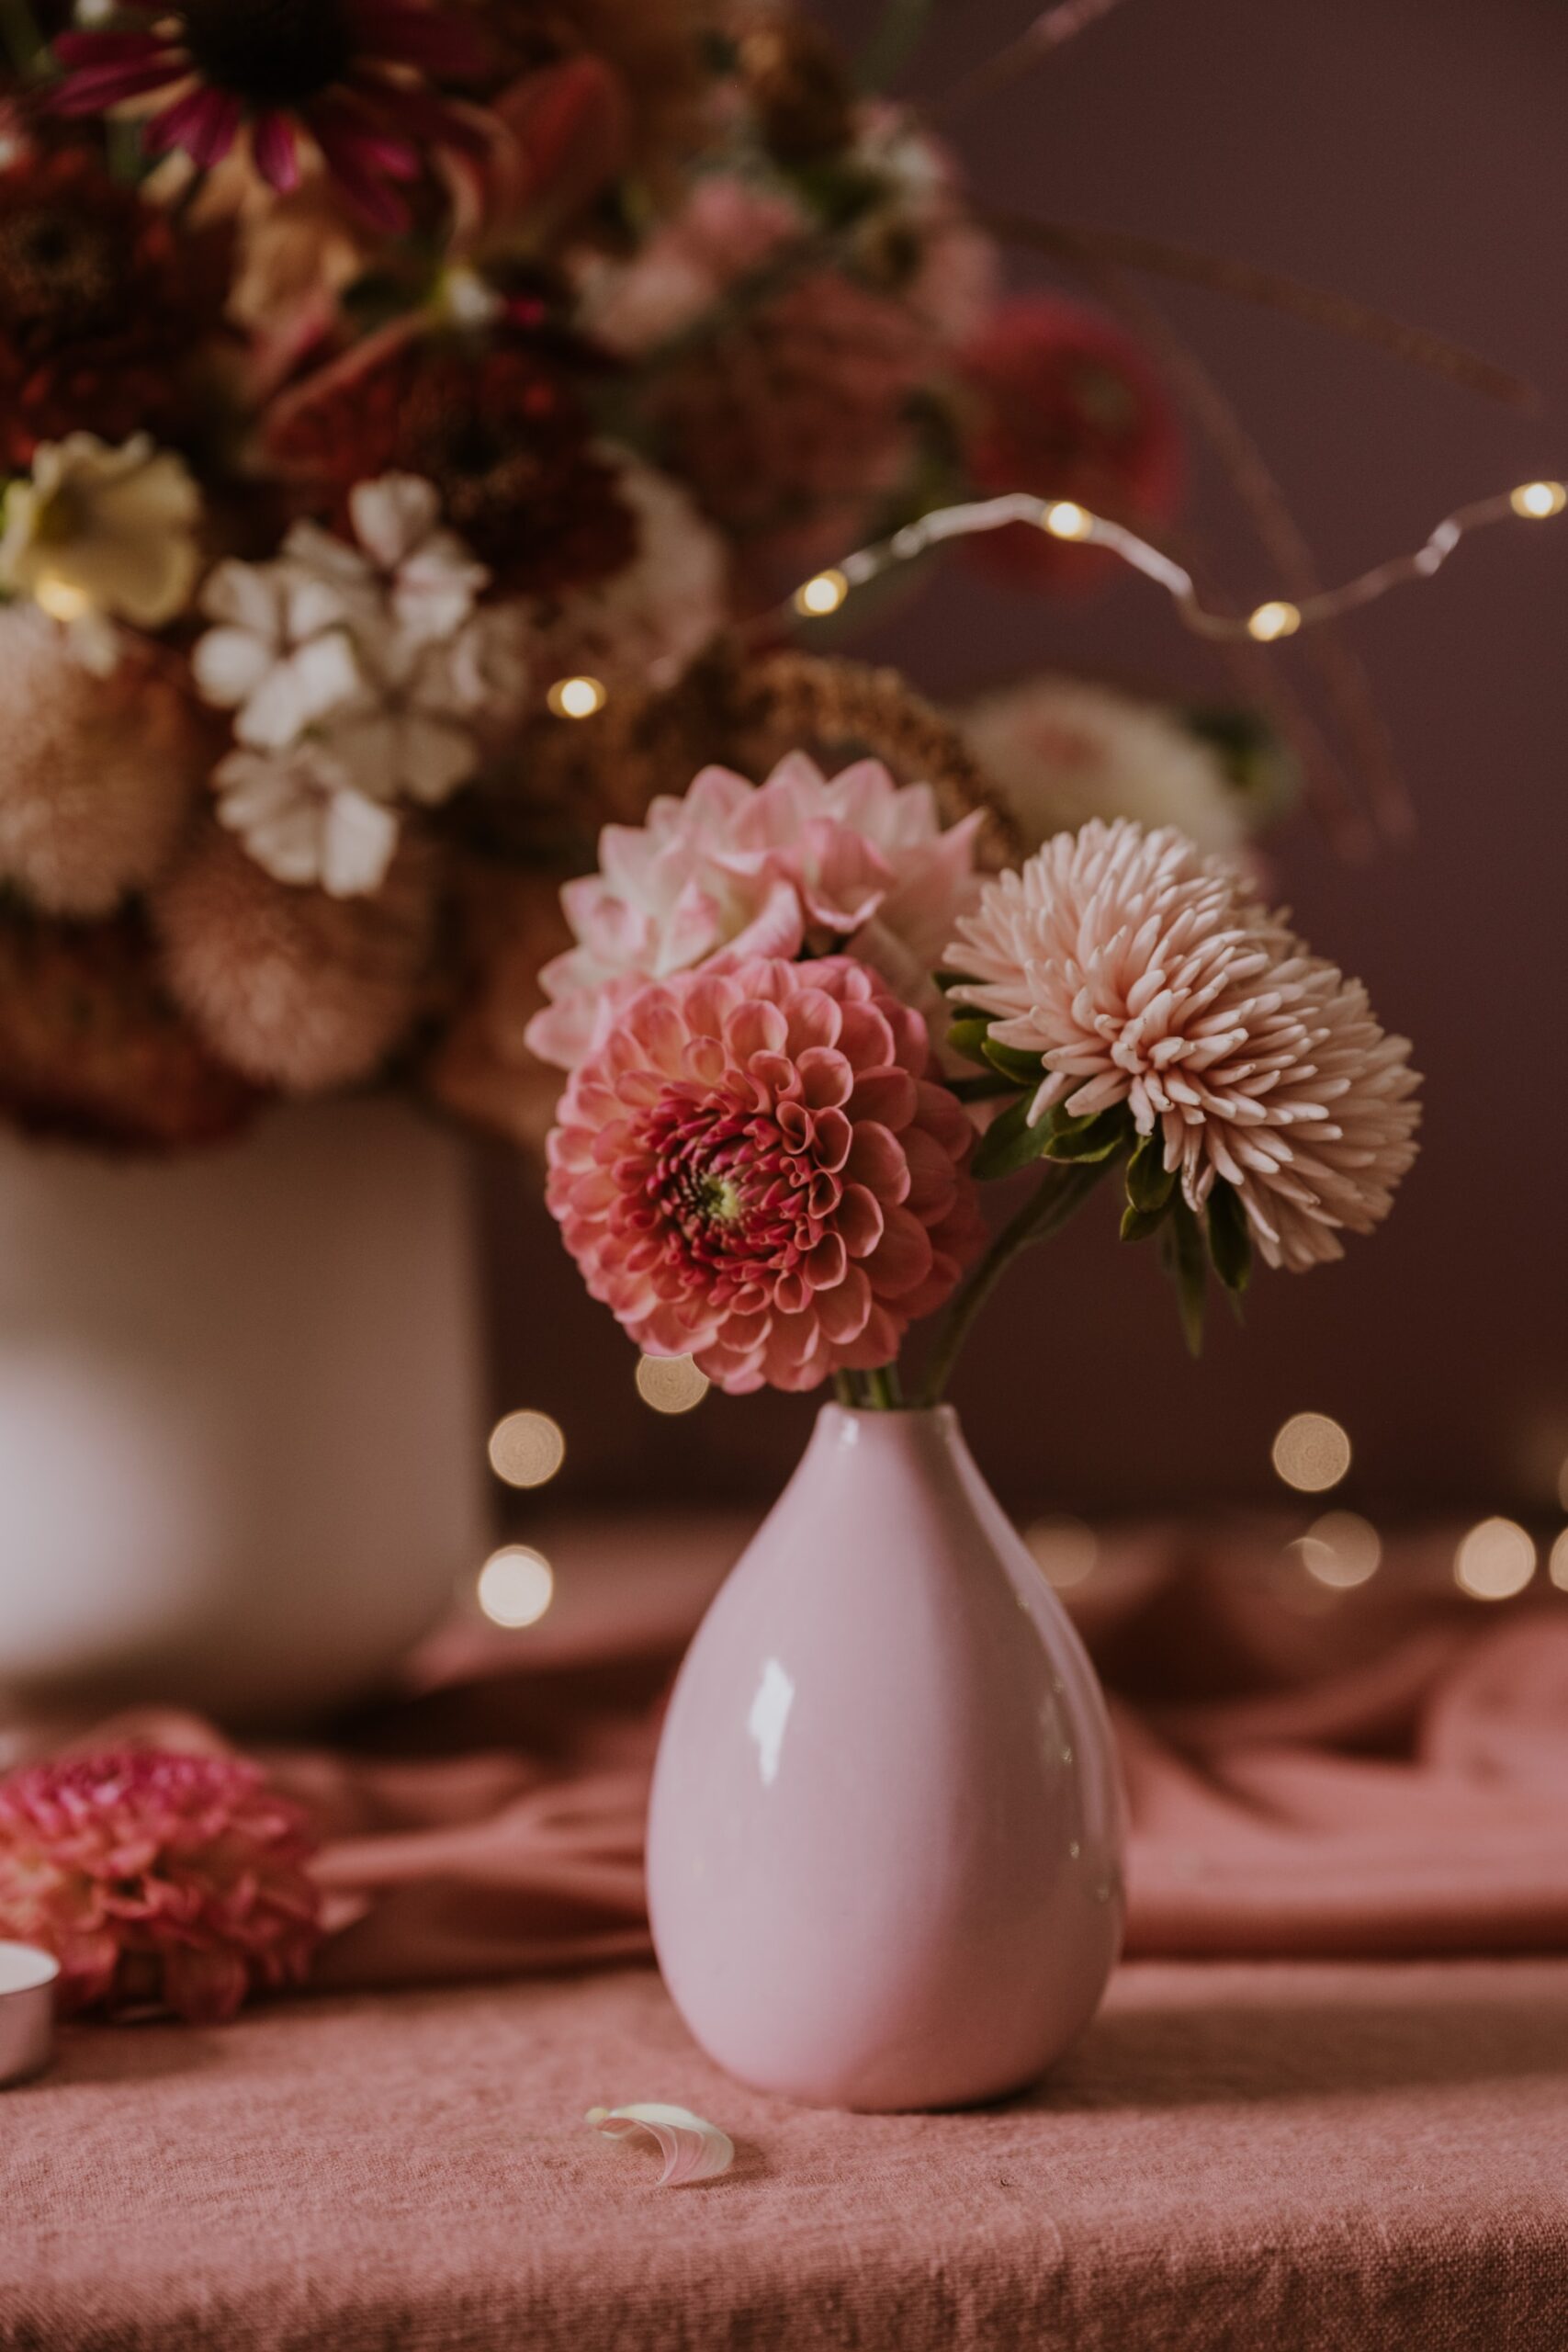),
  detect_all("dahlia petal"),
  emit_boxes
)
[814,1266,873,1343]
[811,1107,852,1172]
[794,1046,853,1111]
[849,1069,918,1131]
[865,1207,933,1299]
[845,1122,910,1204]
[836,1182,886,1258]
[726,998,790,1064]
